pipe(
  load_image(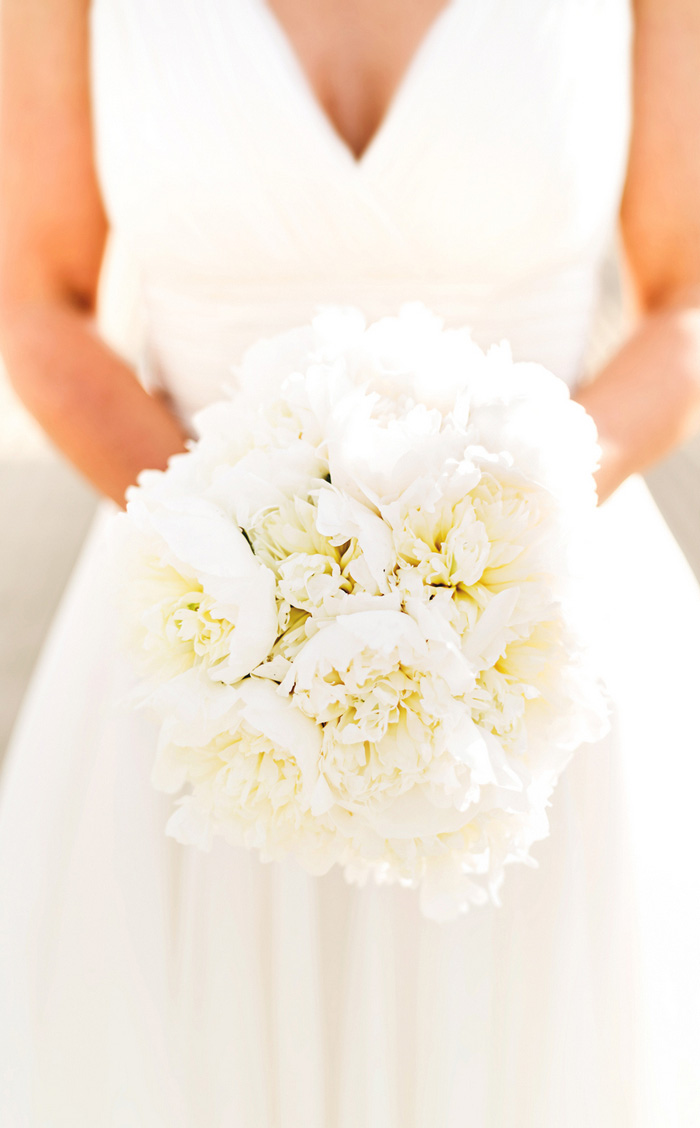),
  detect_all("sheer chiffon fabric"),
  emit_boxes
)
[1,1,700,1124]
